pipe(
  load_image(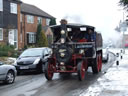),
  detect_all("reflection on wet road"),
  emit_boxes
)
[0,53,115,96]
